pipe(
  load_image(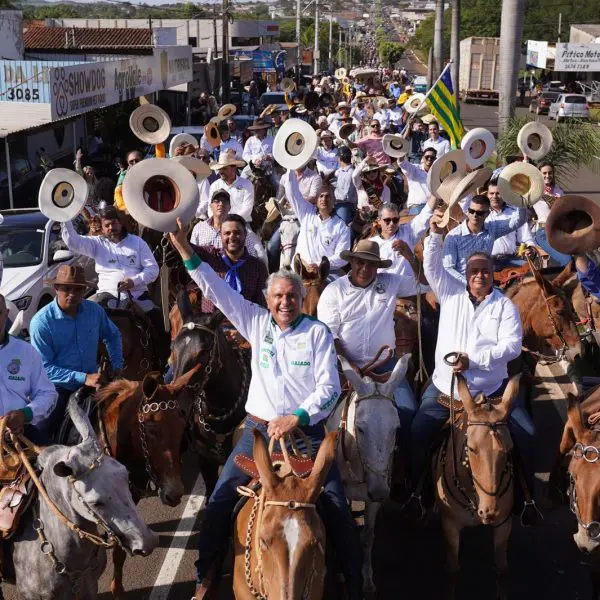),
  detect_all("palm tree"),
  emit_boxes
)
[433,0,445,80]
[450,0,460,110]
[498,0,525,135]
